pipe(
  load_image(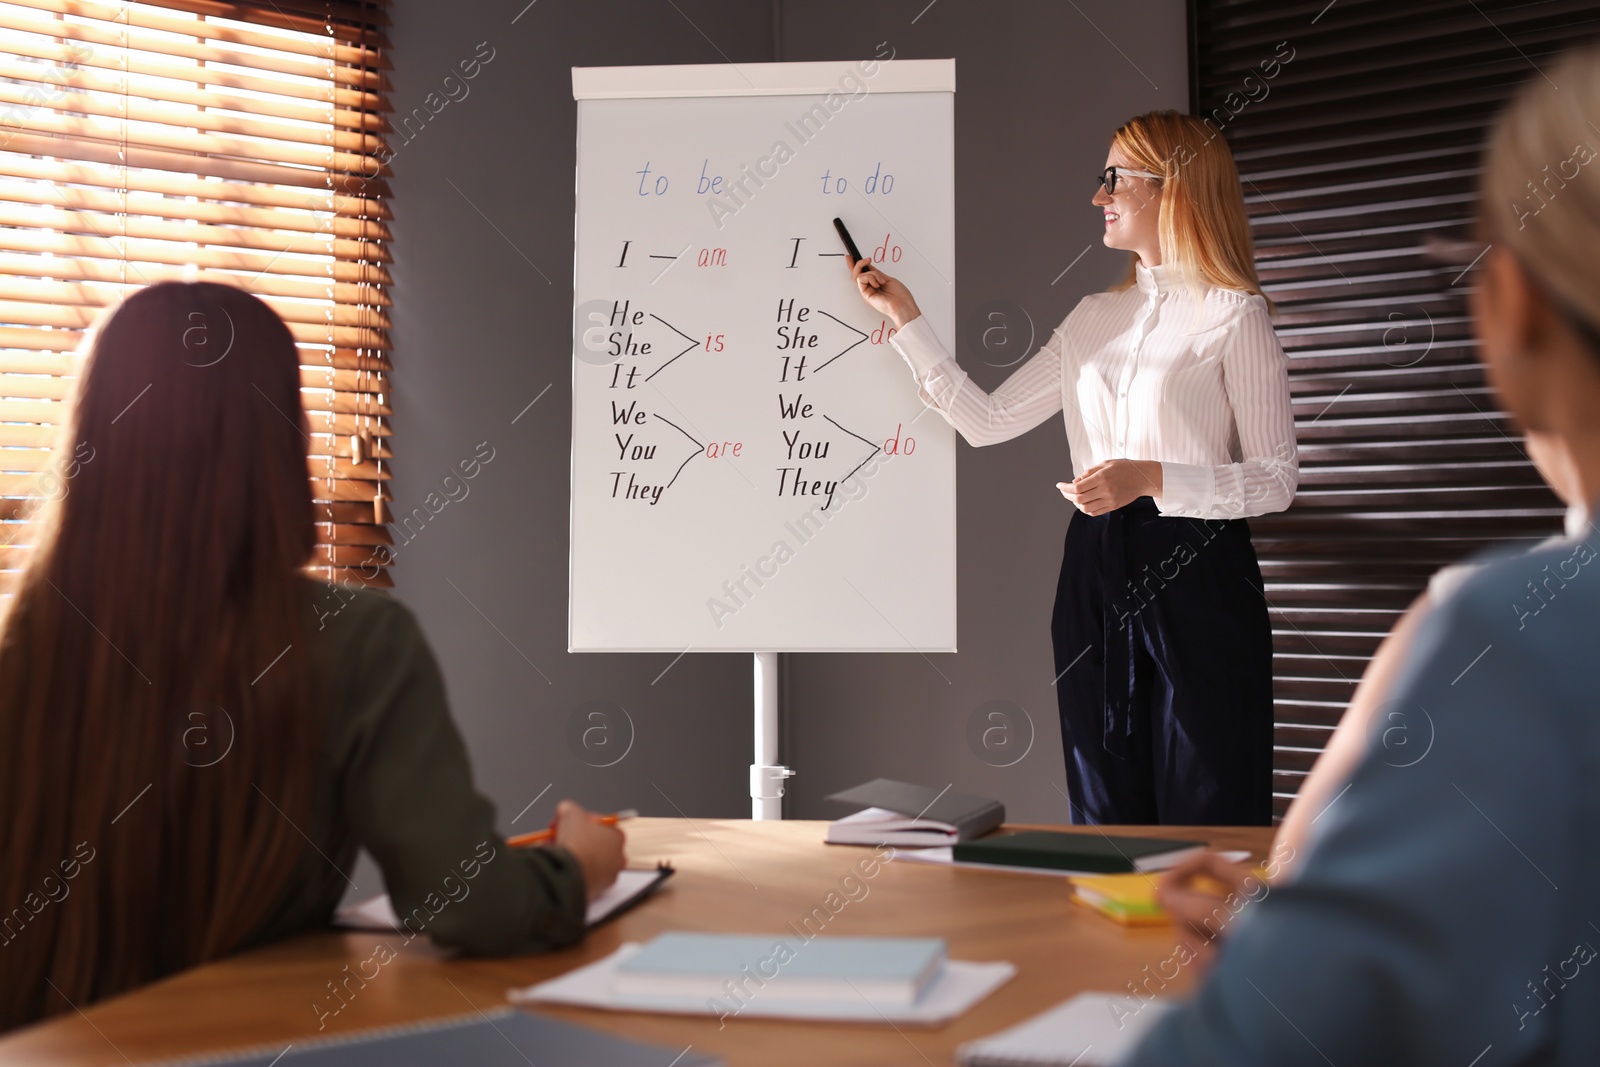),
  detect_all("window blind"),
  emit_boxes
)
[1189,0,1598,818]
[0,0,392,593]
